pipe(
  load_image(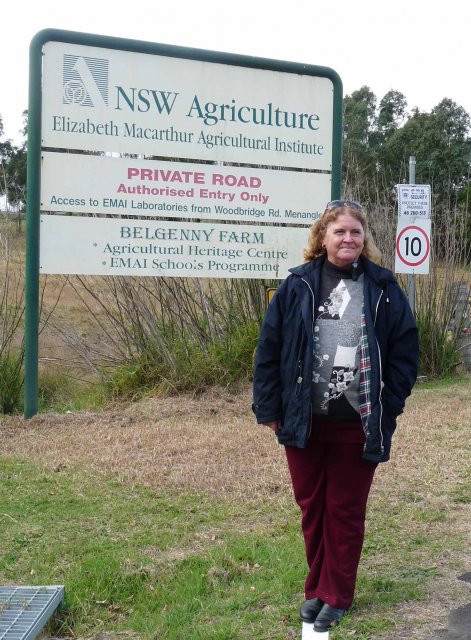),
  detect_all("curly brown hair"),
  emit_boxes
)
[303,204,381,263]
